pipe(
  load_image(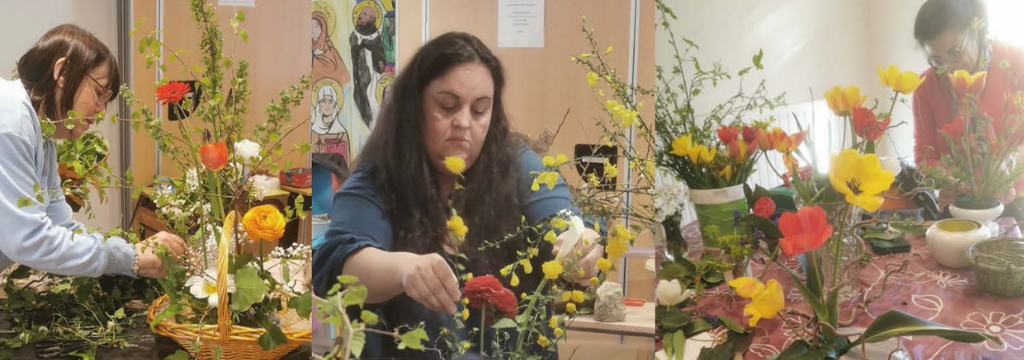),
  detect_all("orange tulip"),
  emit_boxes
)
[778,206,832,256]
[948,70,987,101]
[775,131,806,153]
[200,142,229,171]
[939,117,966,139]
[851,107,891,141]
